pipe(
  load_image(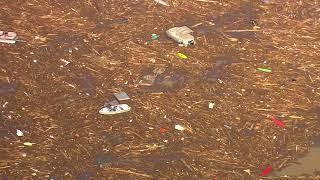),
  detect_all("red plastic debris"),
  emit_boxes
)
[261,165,272,176]
[270,116,285,128]
[159,127,167,133]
